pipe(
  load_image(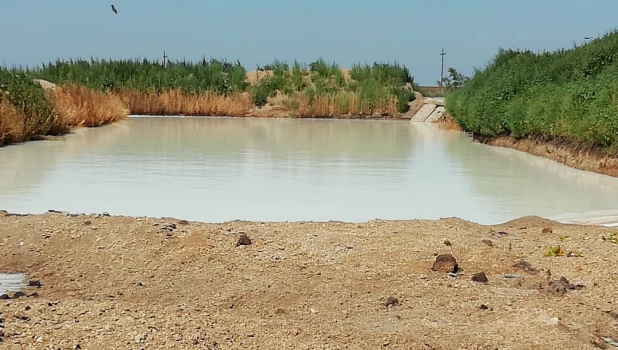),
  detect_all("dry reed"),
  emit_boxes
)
[53,84,129,127]
[0,99,26,146]
[117,89,254,117]
[0,84,128,147]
